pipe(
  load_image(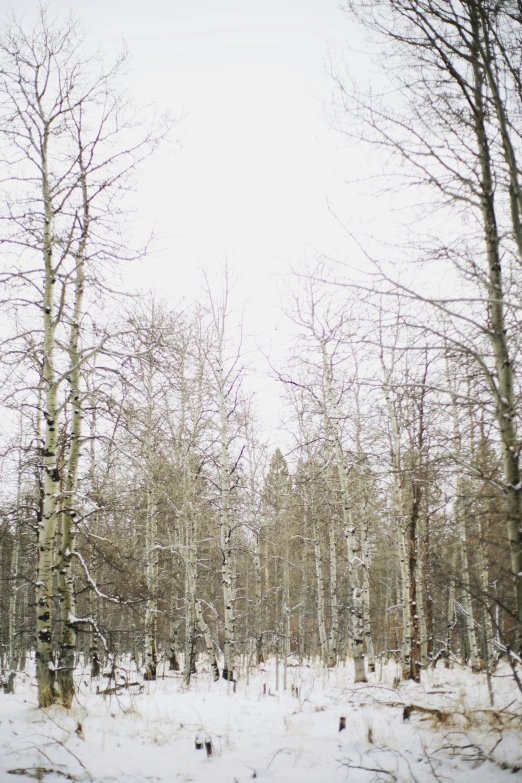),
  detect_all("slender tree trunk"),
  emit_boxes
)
[143,483,158,681]
[143,353,158,681]
[320,344,366,681]
[382,362,409,681]
[57,181,87,705]
[5,434,24,694]
[478,534,495,667]
[217,349,235,682]
[168,593,181,671]
[36,123,59,708]
[311,509,328,663]
[469,21,522,633]
[398,523,412,679]
[445,549,458,667]
[327,525,339,667]
[456,492,481,671]
[87,395,100,678]
[416,517,429,669]
[283,542,291,686]
[447,364,481,671]
[4,525,20,694]
[407,480,421,683]
[362,521,375,673]
[183,511,197,685]
[195,599,219,681]
[254,531,264,664]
